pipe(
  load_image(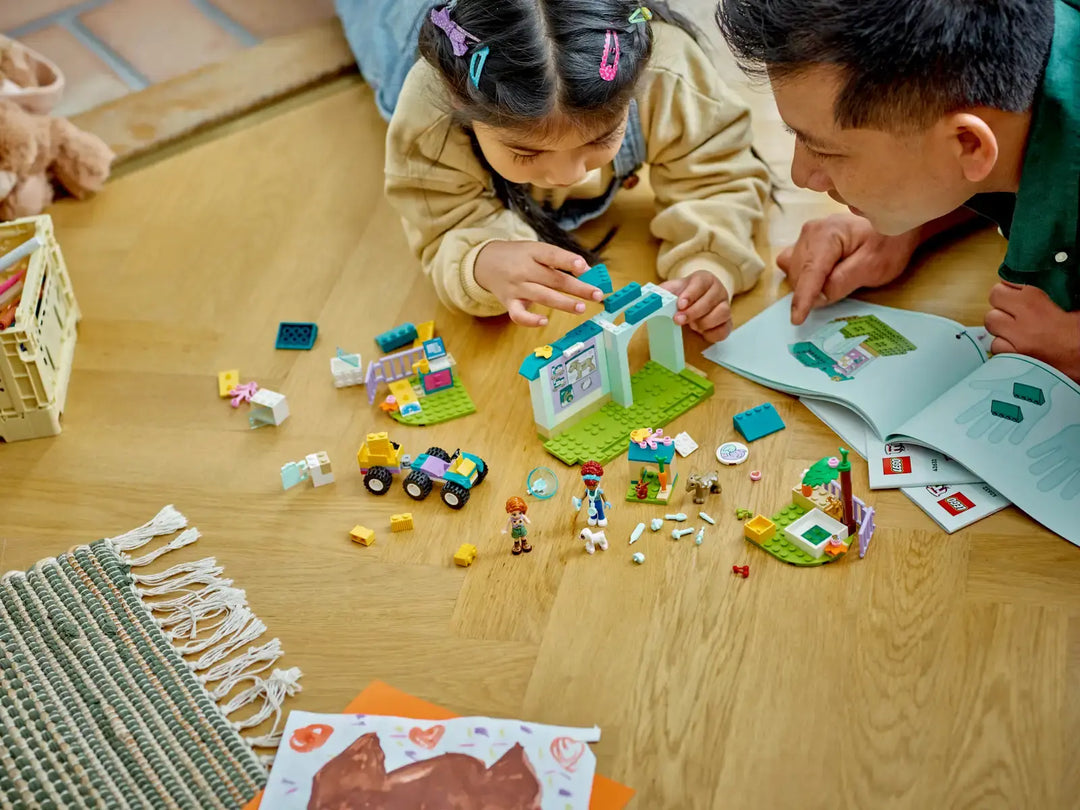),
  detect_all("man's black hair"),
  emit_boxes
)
[716,0,1056,129]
